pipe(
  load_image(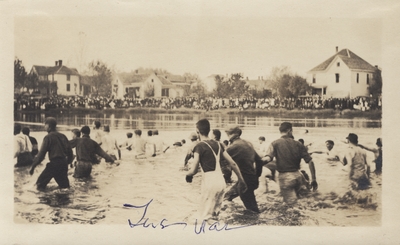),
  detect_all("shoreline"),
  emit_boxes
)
[14,107,382,120]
